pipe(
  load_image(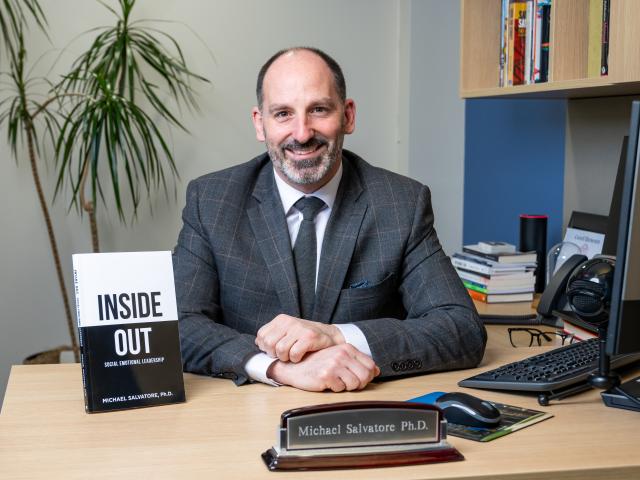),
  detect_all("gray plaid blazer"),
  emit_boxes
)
[173,150,486,385]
